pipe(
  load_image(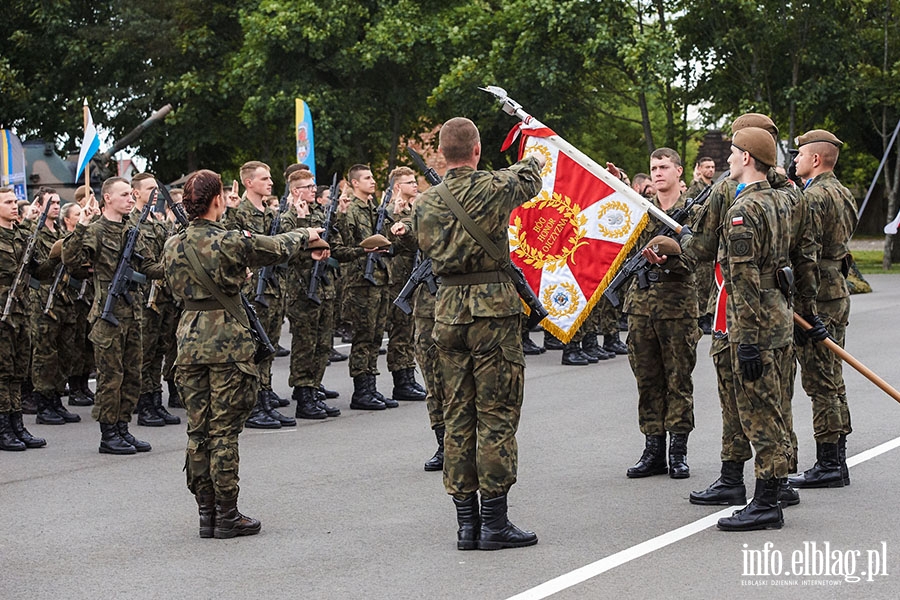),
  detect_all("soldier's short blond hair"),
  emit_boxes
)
[131,172,156,190]
[439,117,480,163]
[389,166,415,181]
[807,141,840,169]
[240,161,270,183]
[288,169,315,184]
